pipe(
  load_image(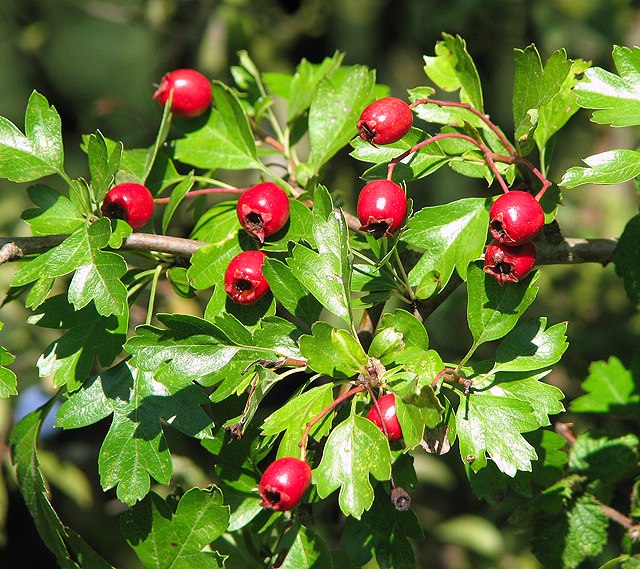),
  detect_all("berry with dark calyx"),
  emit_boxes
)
[153,69,212,118]
[357,180,407,238]
[489,190,545,246]
[224,250,270,304]
[101,183,155,230]
[366,393,403,442]
[357,97,413,145]
[258,457,312,511]
[484,240,536,284]
[237,182,290,242]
